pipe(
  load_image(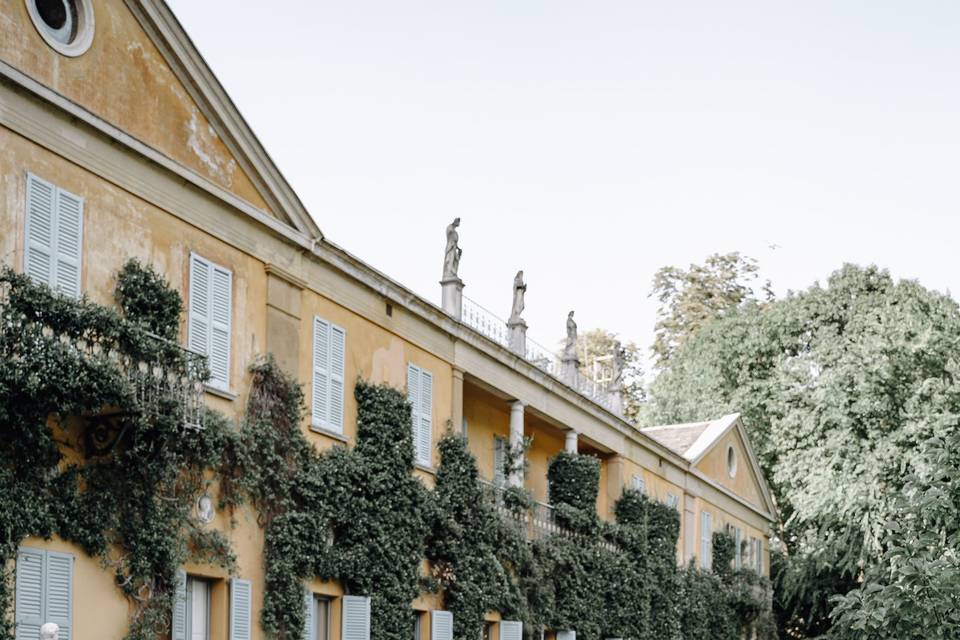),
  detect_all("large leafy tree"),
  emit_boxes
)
[646,264,960,636]
[650,252,768,366]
